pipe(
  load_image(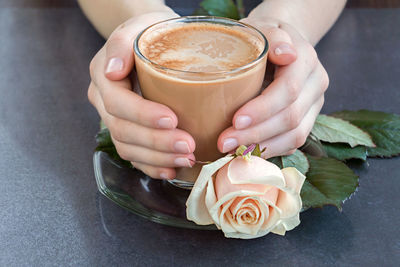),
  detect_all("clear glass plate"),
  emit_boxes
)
[93,151,217,230]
